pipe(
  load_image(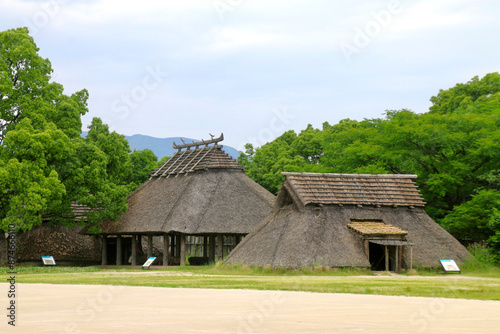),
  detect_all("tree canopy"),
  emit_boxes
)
[0,28,158,233]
